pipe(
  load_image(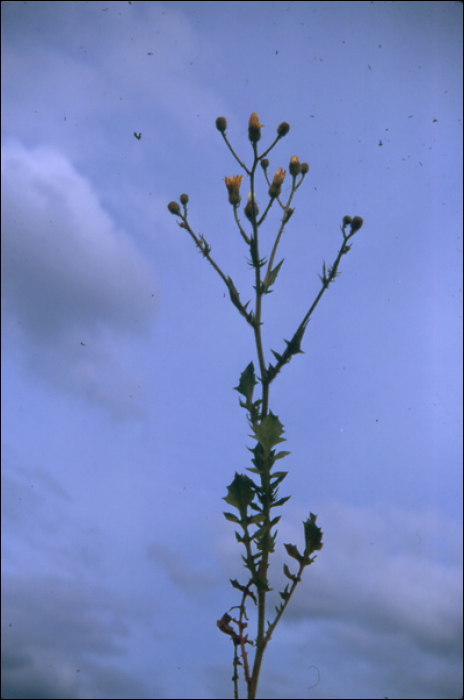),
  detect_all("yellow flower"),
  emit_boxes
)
[224,175,243,205]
